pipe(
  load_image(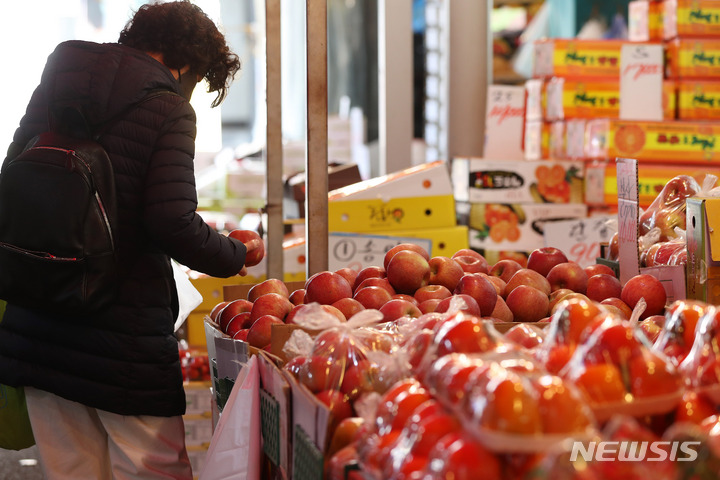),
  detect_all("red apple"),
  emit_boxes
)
[505,268,551,297]
[249,292,293,323]
[247,314,284,348]
[315,389,354,429]
[232,329,249,341]
[335,267,358,290]
[489,295,513,322]
[312,330,367,366]
[451,249,489,274]
[296,355,344,393]
[353,266,386,291]
[304,271,353,305]
[225,311,253,337]
[355,277,396,296]
[418,299,442,314]
[354,286,393,310]
[452,255,490,275]
[384,243,430,270]
[584,263,616,278]
[228,229,265,266]
[478,273,506,297]
[340,359,382,399]
[414,284,452,304]
[434,314,497,356]
[428,256,465,292]
[546,262,589,294]
[386,250,431,295]
[453,274,497,317]
[209,301,229,323]
[586,274,622,302]
[548,288,574,313]
[488,259,523,283]
[218,299,253,332]
[505,285,549,323]
[600,297,633,320]
[527,247,569,277]
[392,294,418,305]
[247,278,289,302]
[620,273,667,319]
[289,288,306,305]
[332,297,365,320]
[435,294,482,317]
[379,298,422,323]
